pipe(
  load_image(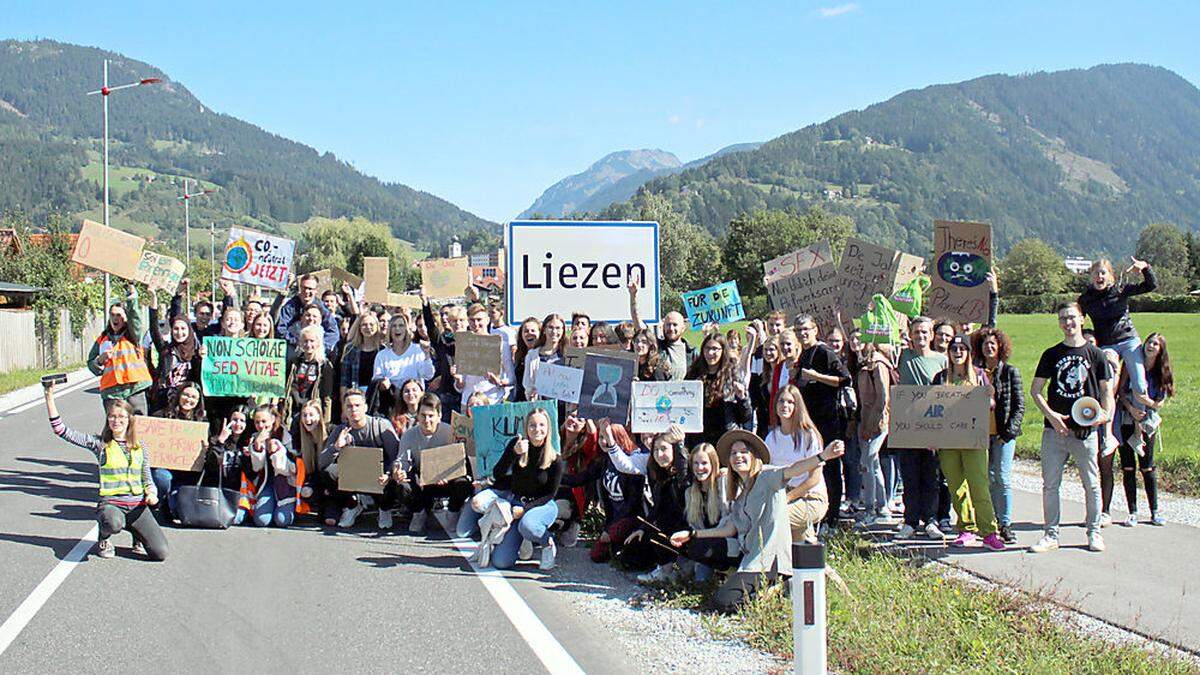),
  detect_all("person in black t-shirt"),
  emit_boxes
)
[1029,302,1113,555]
[791,314,851,526]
